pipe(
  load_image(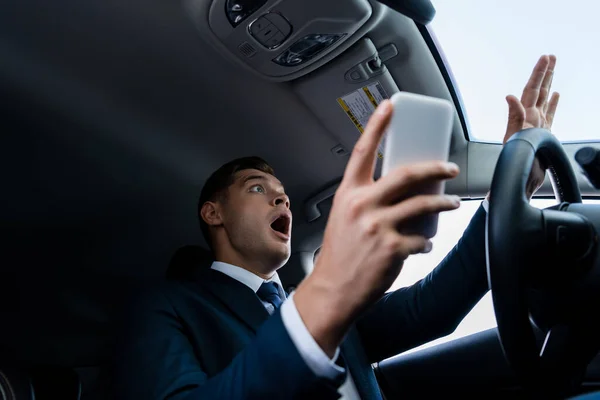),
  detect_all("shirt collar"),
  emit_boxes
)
[210,261,283,294]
